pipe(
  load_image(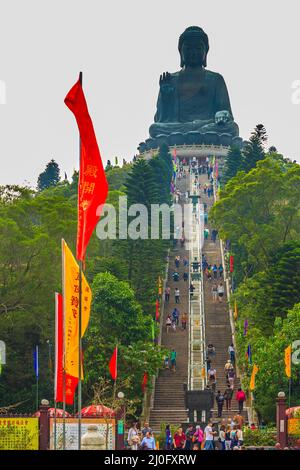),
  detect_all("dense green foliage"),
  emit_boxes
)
[0,146,173,414]
[222,146,245,185]
[243,124,267,172]
[222,124,268,185]
[243,427,276,447]
[37,159,61,191]
[211,140,300,422]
